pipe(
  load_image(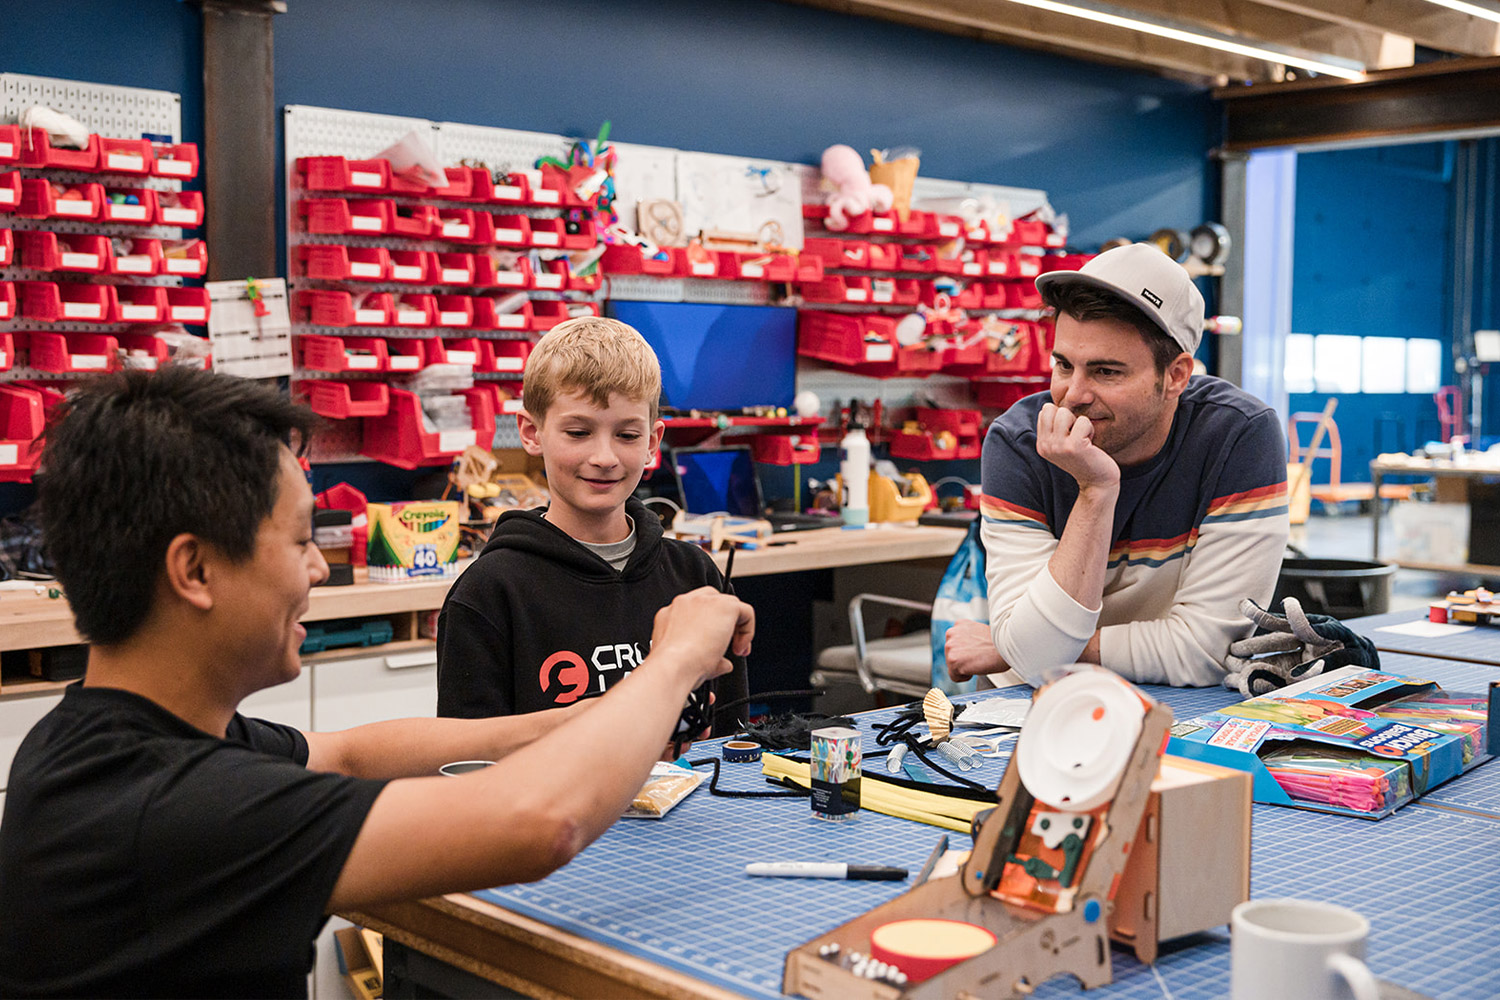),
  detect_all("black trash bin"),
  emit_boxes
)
[1273,551,1396,620]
